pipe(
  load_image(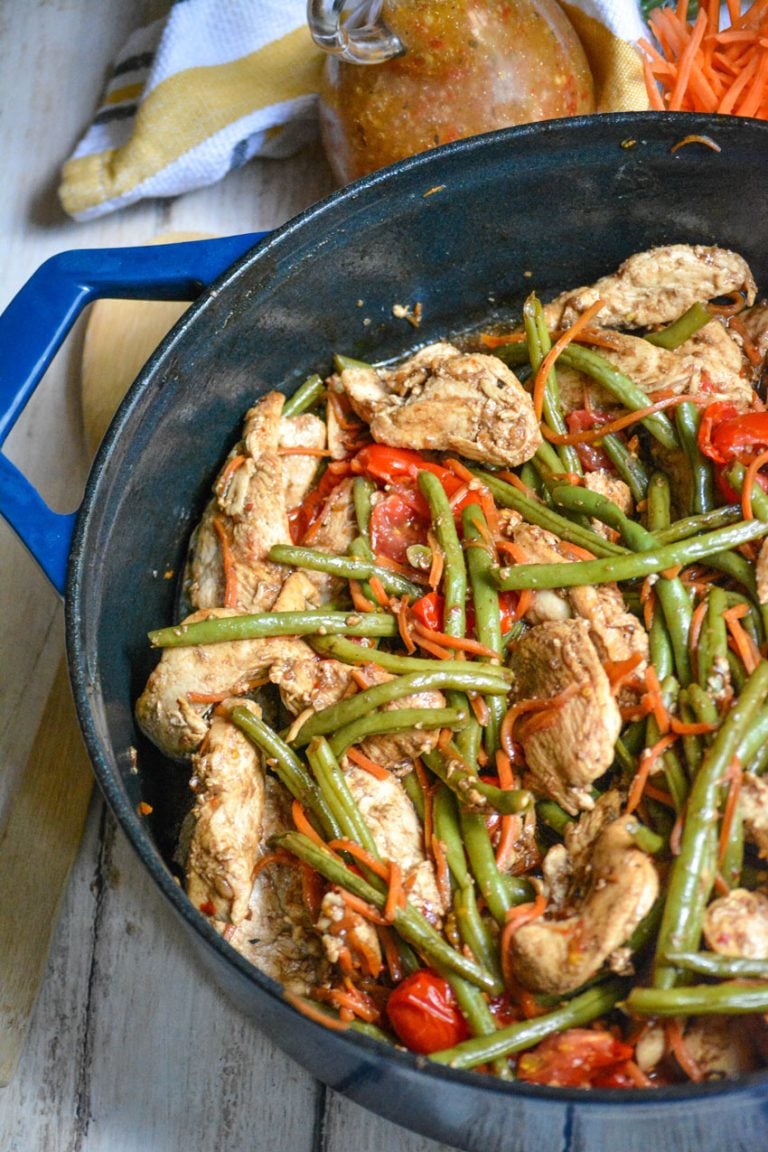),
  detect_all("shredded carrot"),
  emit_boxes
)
[251,849,297,881]
[278,446,334,457]
[603,652,645,695]
[514,588,534,621]
[339,889,389,926]
[284,991,349,1031]
[411,620,499,659]
[470,693,490,726]
[500,891,548,987]
[626,733,679,815]
[496,538,531,565]
[723,602,762,673]
[368,574,391,609]
[349,579,374,613]
[292,800,327,849]
[378,925,405,983]
[670,807,685,856]
[479,328,527,348]
[345,745,391,781]
[718,756,743,870]
[415,635,453,660]
[431,835,452,906]
[643,783,676,807]
[384,862,406,923]
[216,453,247,496]
[532,299,605,421]
[212,516,238,608]
[542,393,691,446]
[643,0,768,120]
[642,665,670,735]
[669,716,718,736]
[740,447,768,519]
[558,540,597,562]
[728,314,763,366]
[497,470,539,498]
[665,1019,705,1083]
[688,597,709,679]
[328,839,390,882]
[428,539,445,590]
[395,597,417,653]
[500,684,580,757]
